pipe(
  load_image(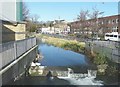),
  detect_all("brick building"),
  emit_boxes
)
[70,15,120,37]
